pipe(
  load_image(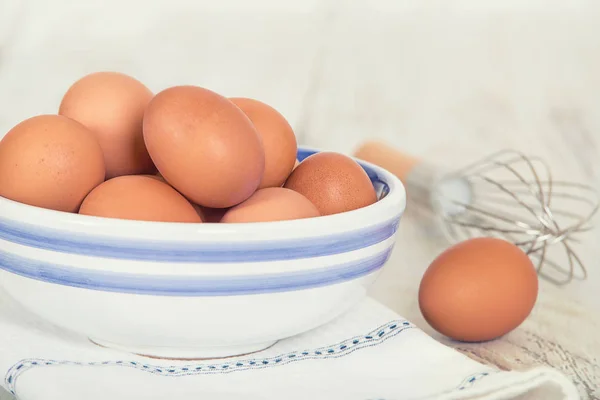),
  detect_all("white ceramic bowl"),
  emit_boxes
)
[0,147,406,359]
